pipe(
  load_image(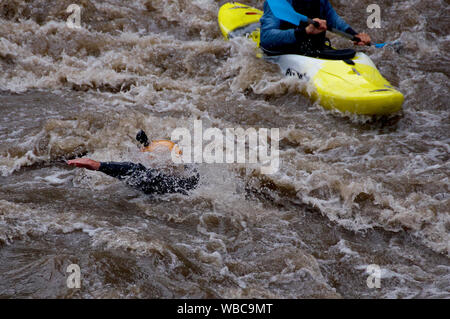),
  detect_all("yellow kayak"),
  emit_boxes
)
[218,2,404,115]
